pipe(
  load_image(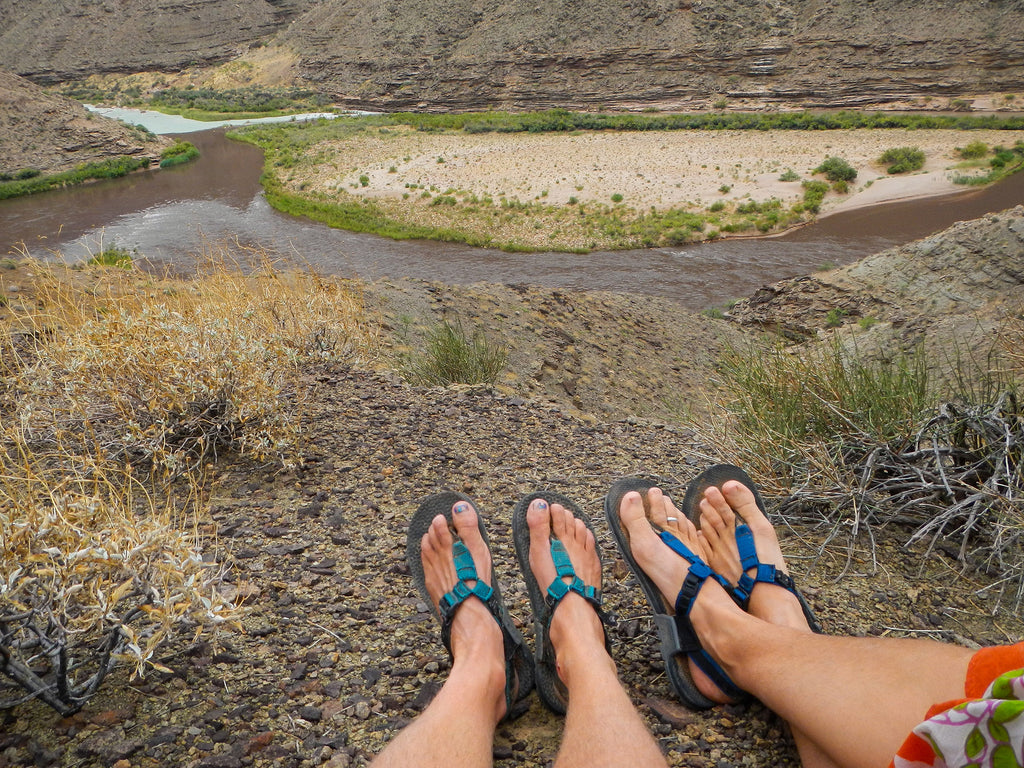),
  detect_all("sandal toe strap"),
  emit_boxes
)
[438,540,497,645]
